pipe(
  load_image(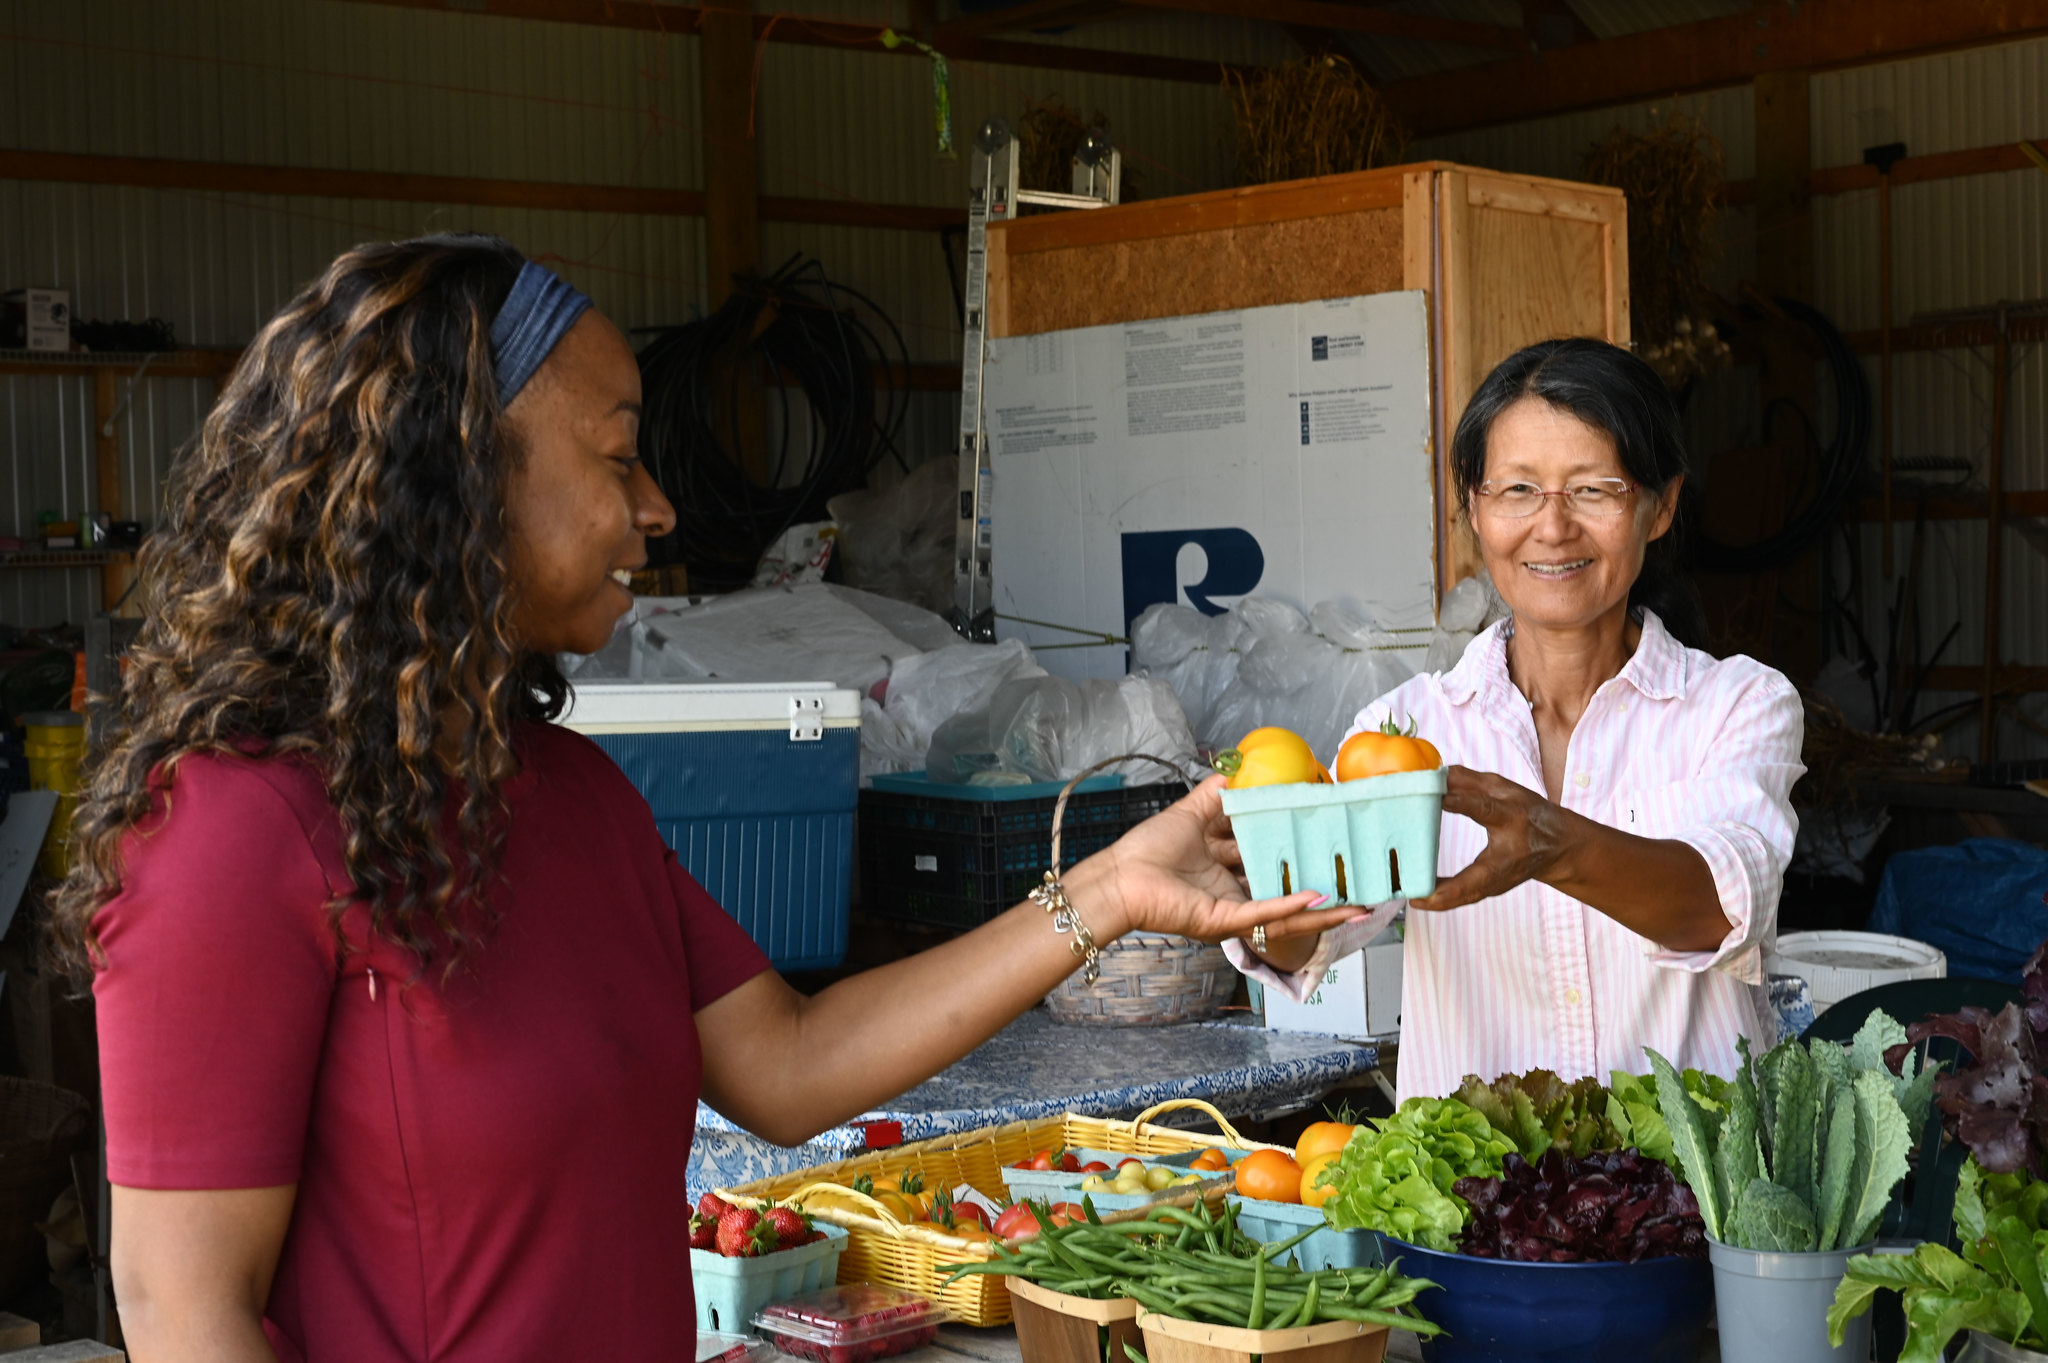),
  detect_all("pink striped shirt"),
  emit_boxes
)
[1226,610,1804,1105]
